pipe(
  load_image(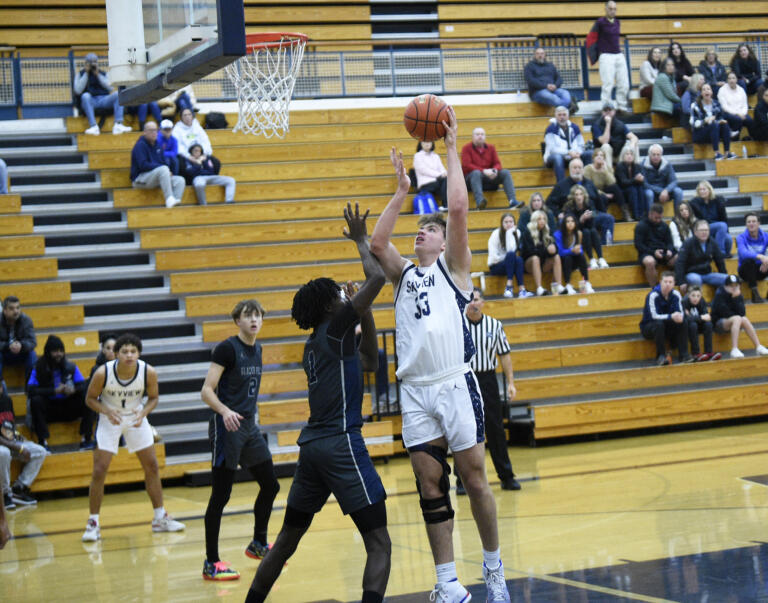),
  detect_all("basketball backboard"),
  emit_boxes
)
[107,0,246,105]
